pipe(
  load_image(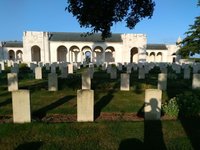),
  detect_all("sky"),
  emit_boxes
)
[0,0,199,44]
